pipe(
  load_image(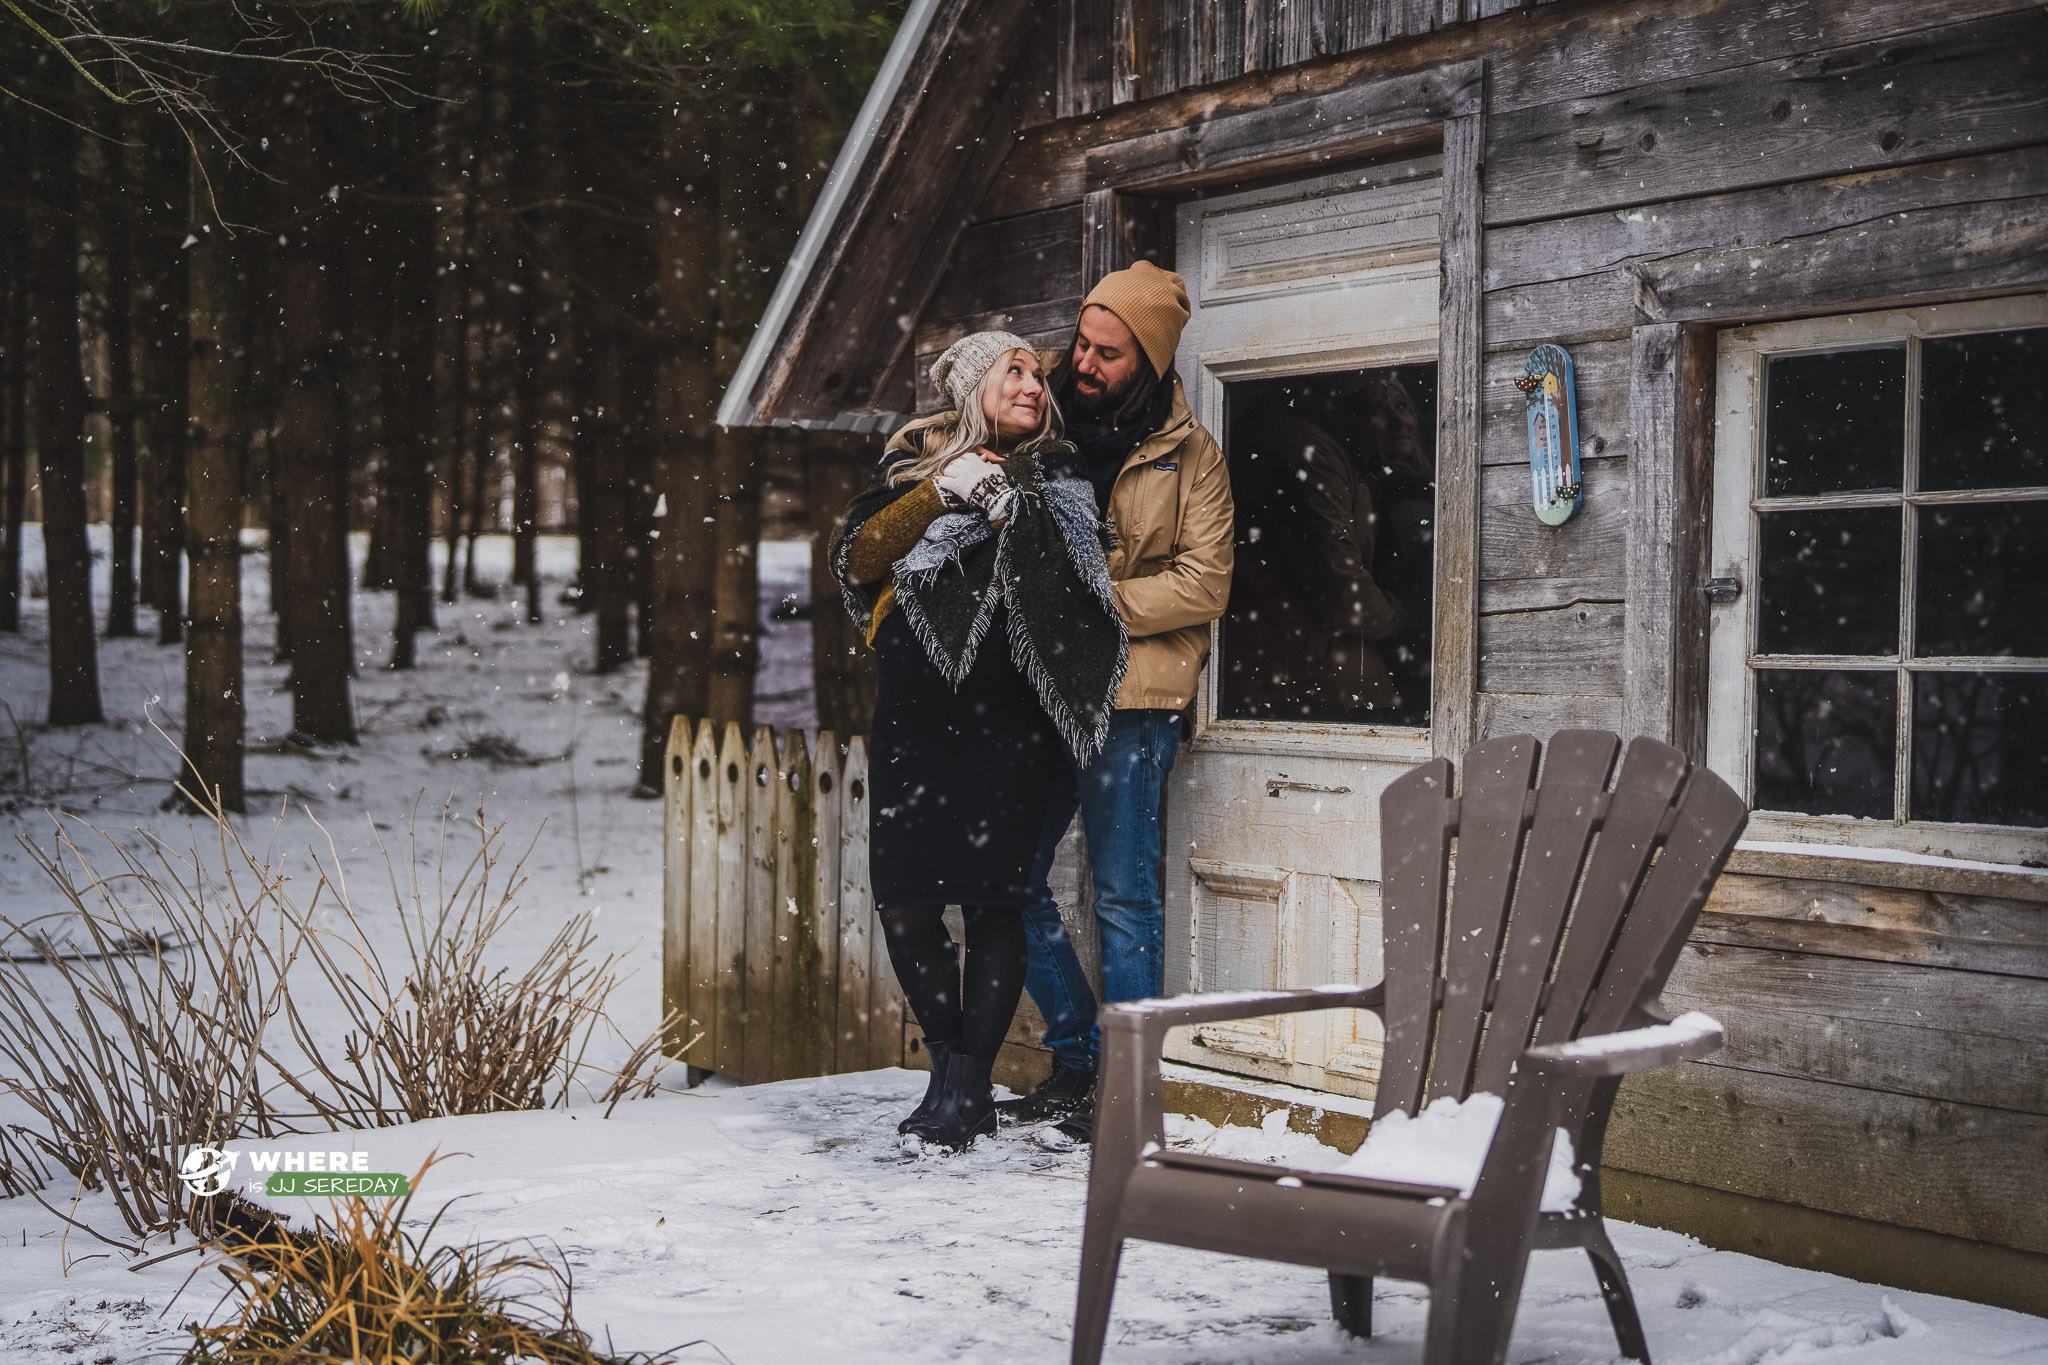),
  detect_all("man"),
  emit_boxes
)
[1001,261,1234,1142]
